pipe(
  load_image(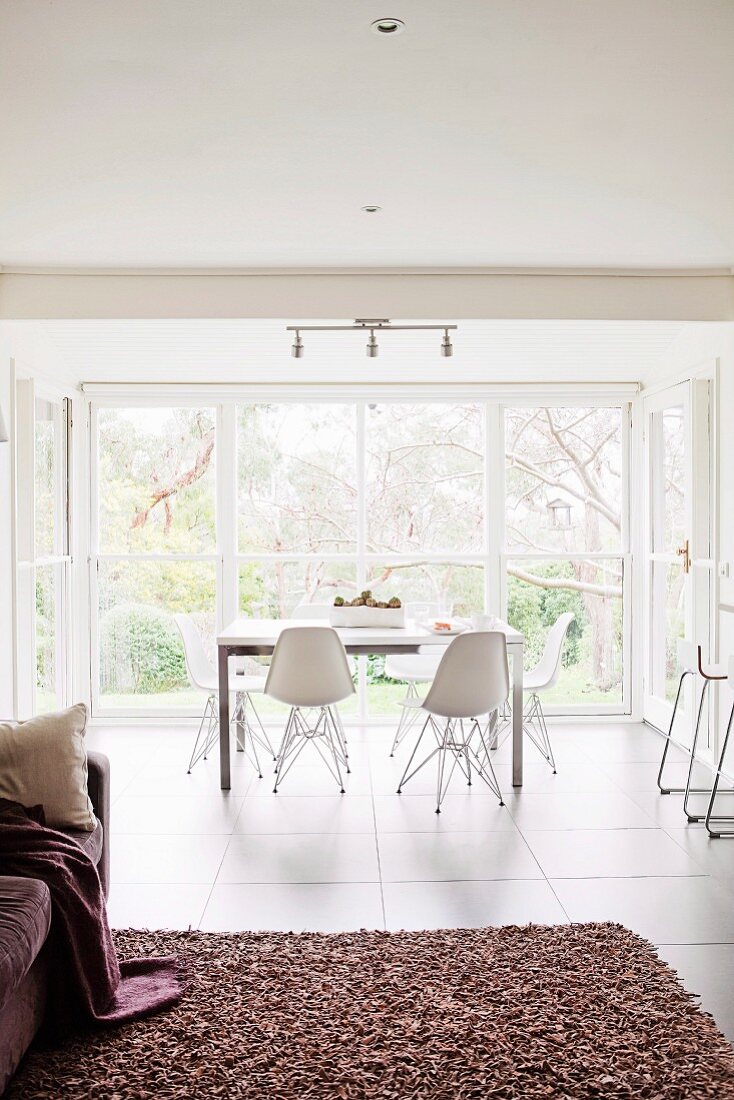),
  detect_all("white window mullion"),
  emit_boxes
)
[356,401,367,721]
[218,402,237,631]
[488,402,505,617]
